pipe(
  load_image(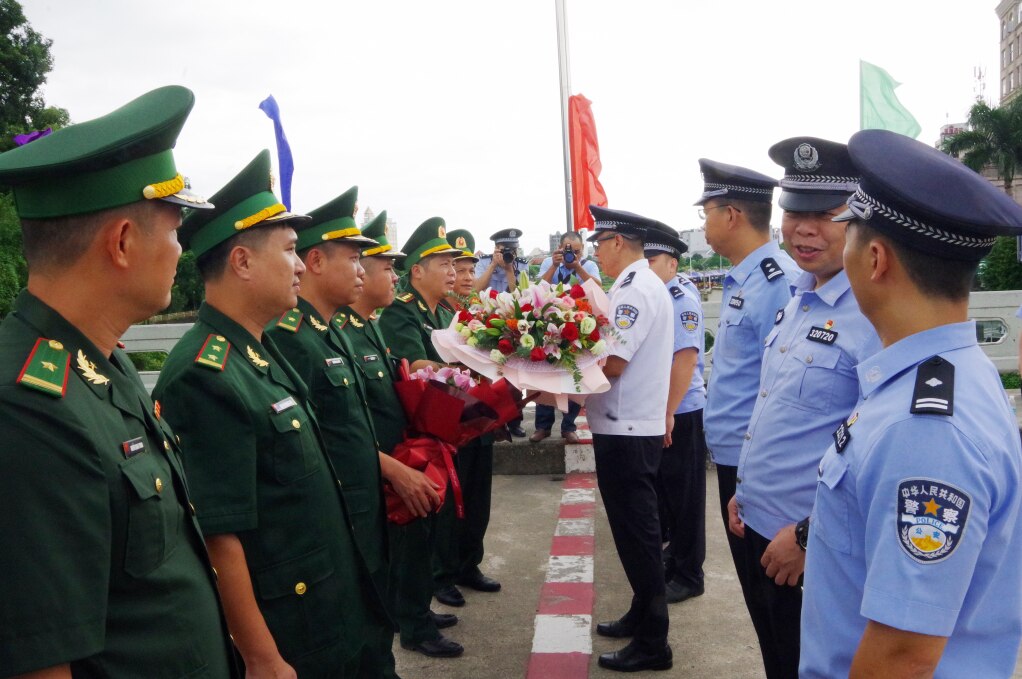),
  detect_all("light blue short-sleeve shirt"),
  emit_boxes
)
[735,270,880,539]
[475,256,513,292]
[666,273,706,414]
[800,322,1022,678]
[537,256,601,285]
[703,241,800,466]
